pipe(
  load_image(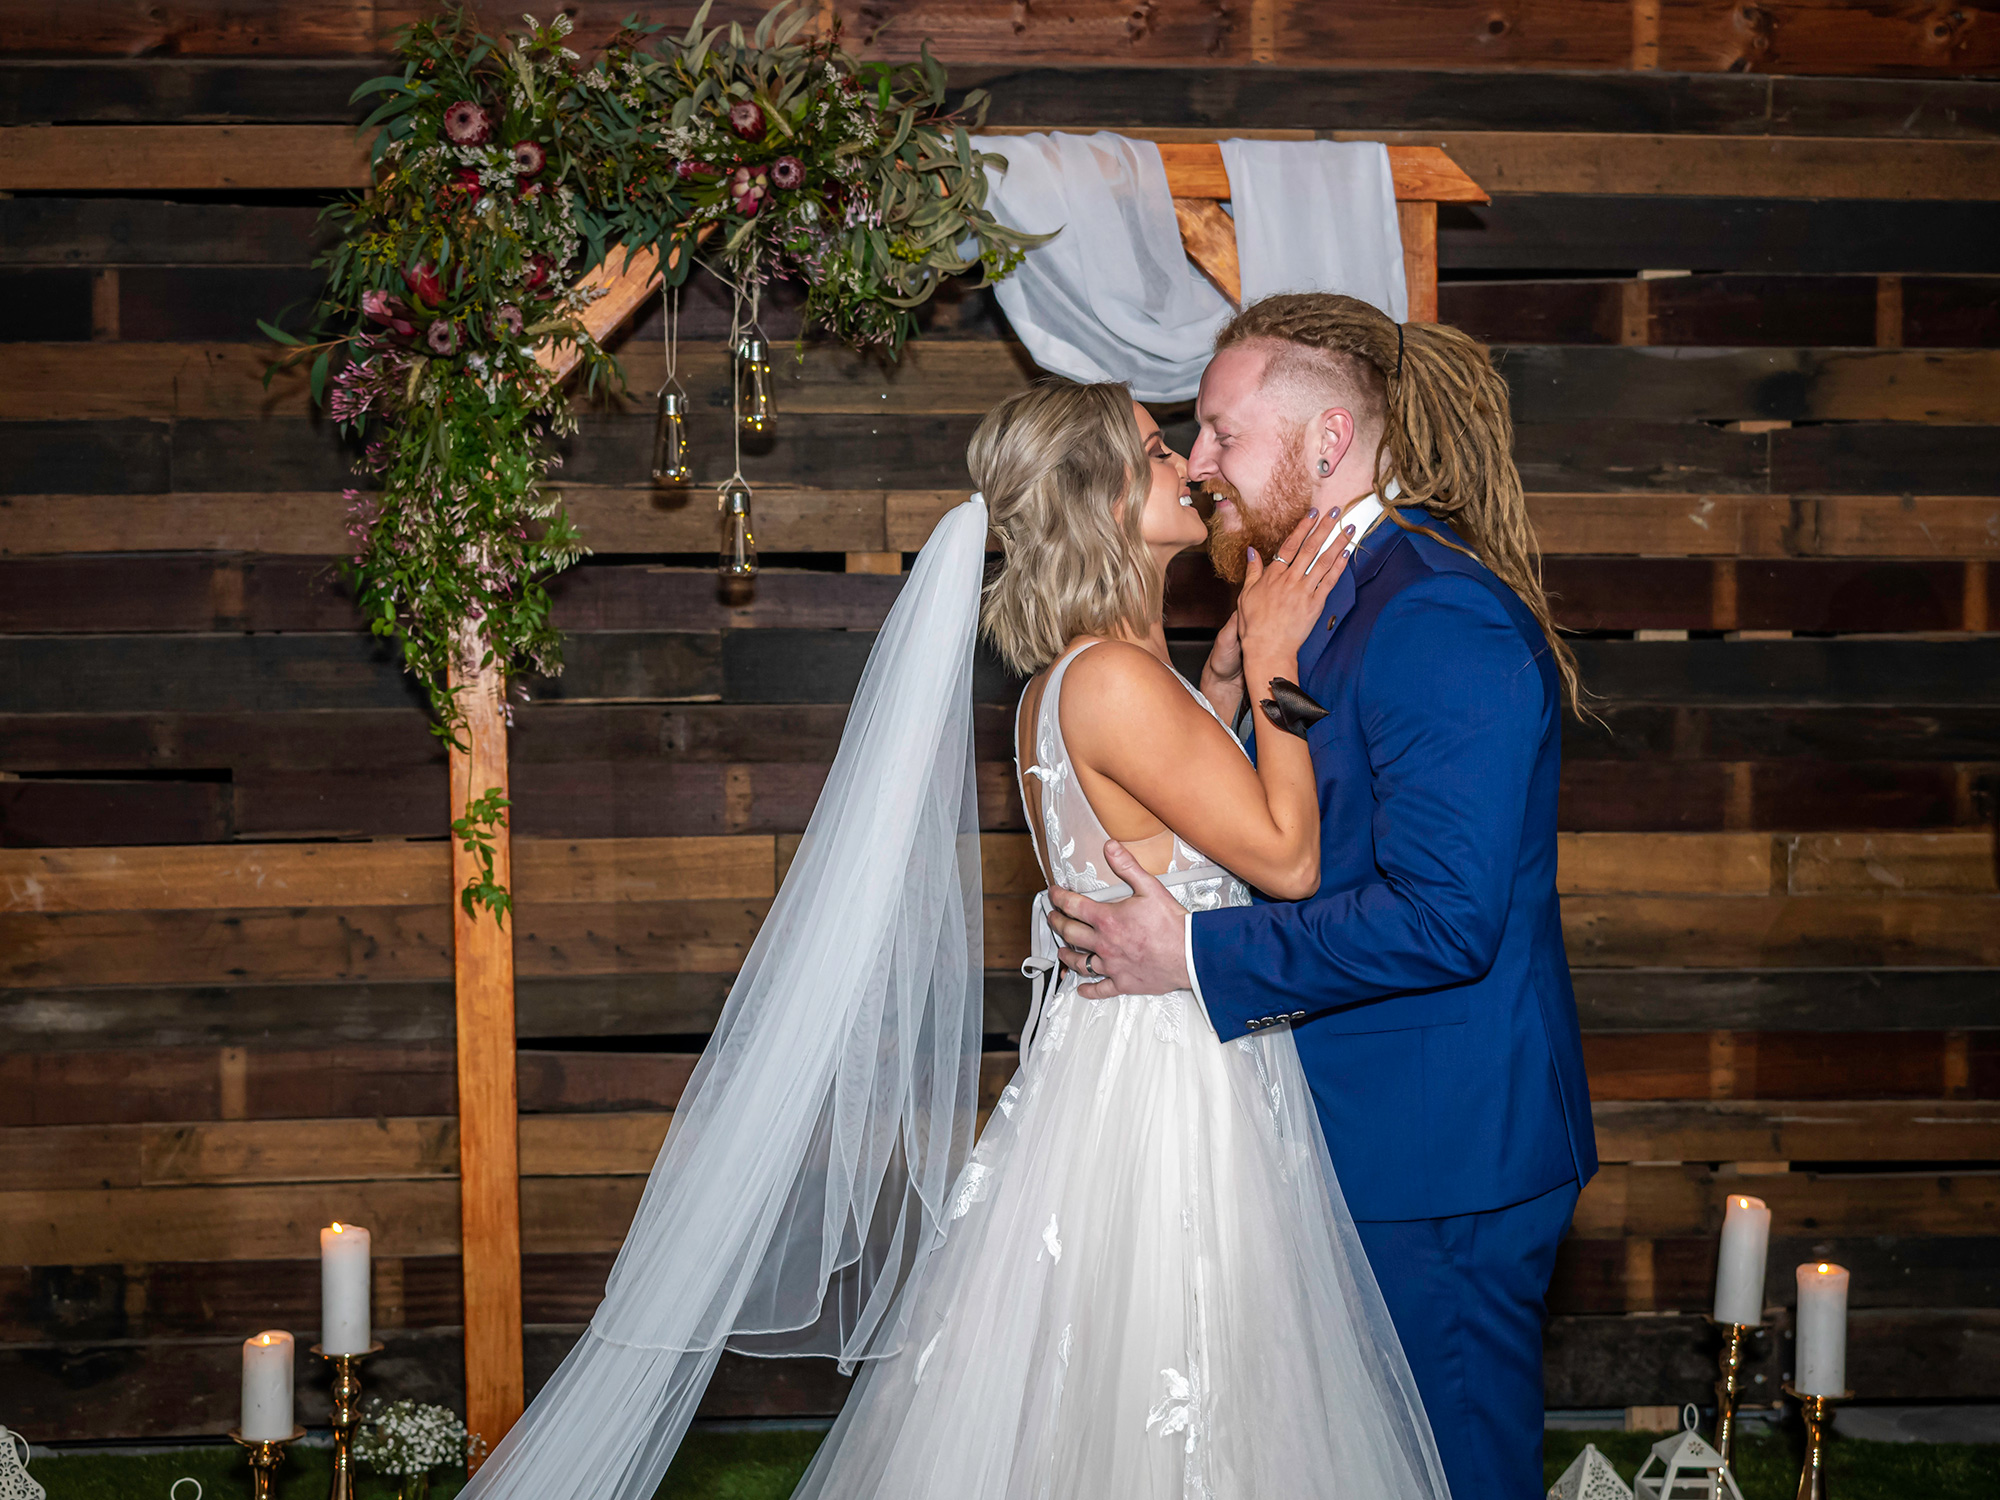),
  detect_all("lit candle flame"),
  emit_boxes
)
[1817,1262,1831,1273]
[331,1221,344,1232]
